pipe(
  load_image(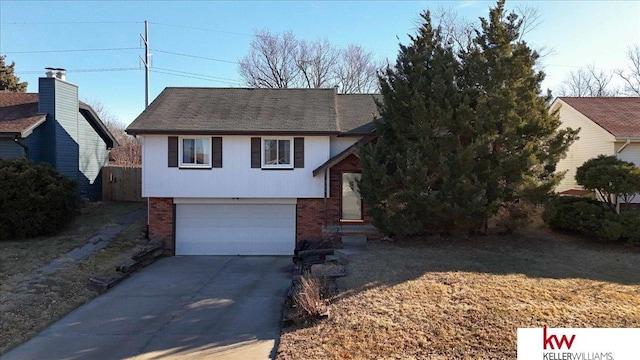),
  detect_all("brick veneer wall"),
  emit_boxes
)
[296,198,325,243]
[296,153,374,244]
[328,154,373,224]
[148,197,175,255]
